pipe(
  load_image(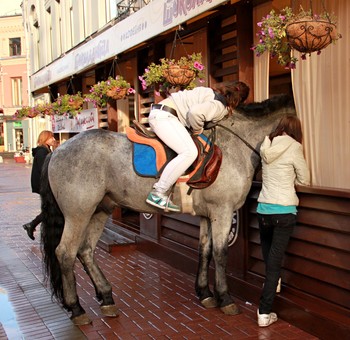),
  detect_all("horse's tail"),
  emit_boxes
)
[40,154,65,305]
